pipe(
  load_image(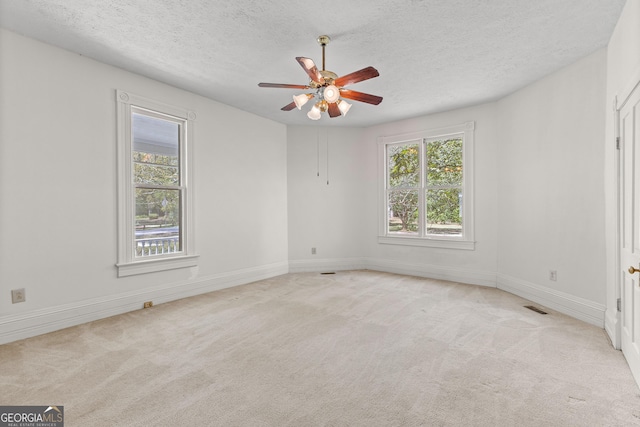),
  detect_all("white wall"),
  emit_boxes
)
[496,49,608,325]
[0,29,289,343]
[604,1,640,347]
[287,126,367,271]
